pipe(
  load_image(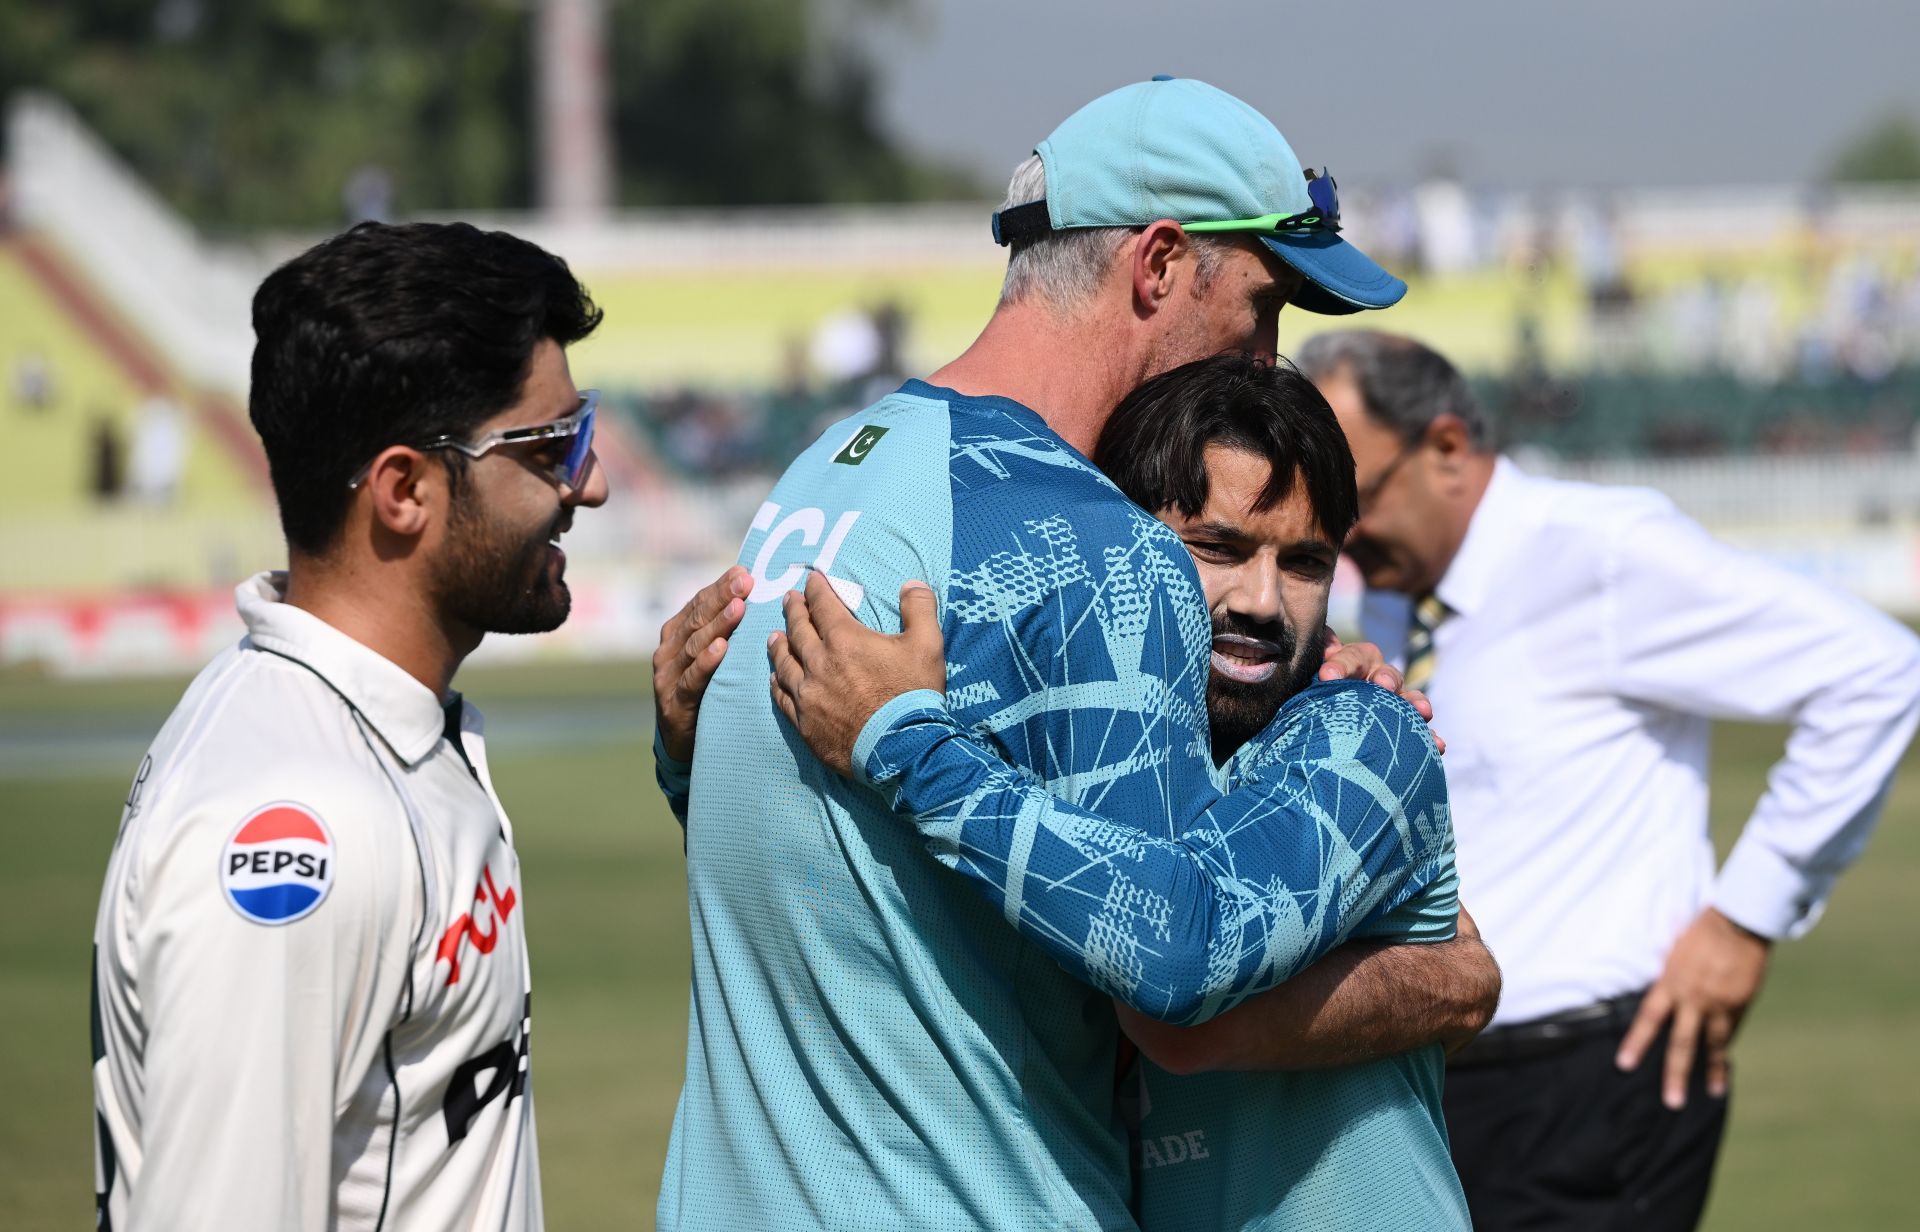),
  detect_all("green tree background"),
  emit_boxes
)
[1829,112,1920,184]
[0,0,973,230]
